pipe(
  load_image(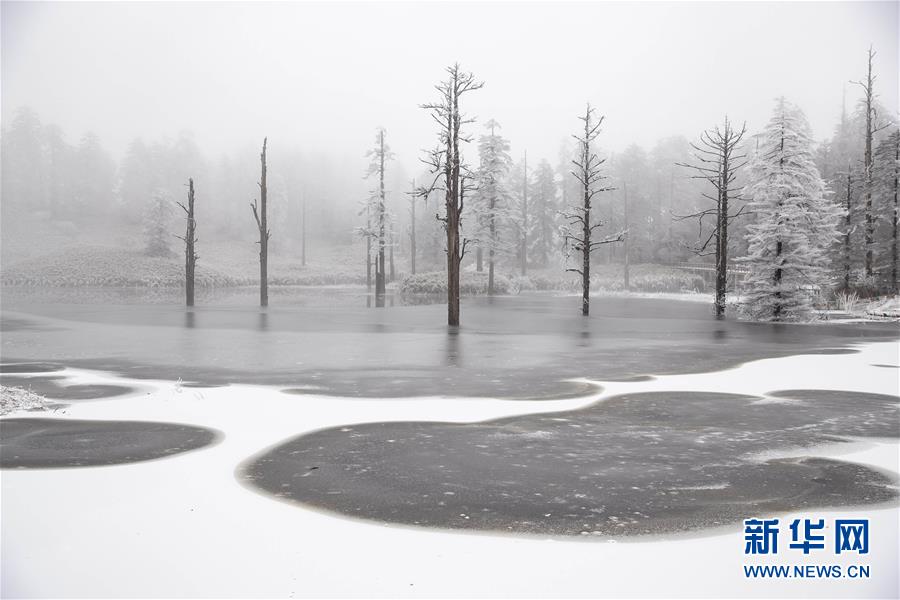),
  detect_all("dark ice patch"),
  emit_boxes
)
[240,390,899,536]
[0,418,221,469]
[281,379,603,401]
[0,362,65,374]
